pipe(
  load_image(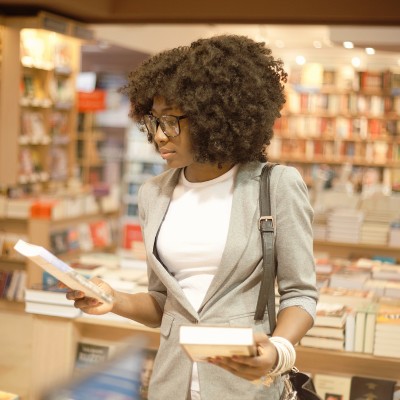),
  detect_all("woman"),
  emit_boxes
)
[68,35,318,399]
